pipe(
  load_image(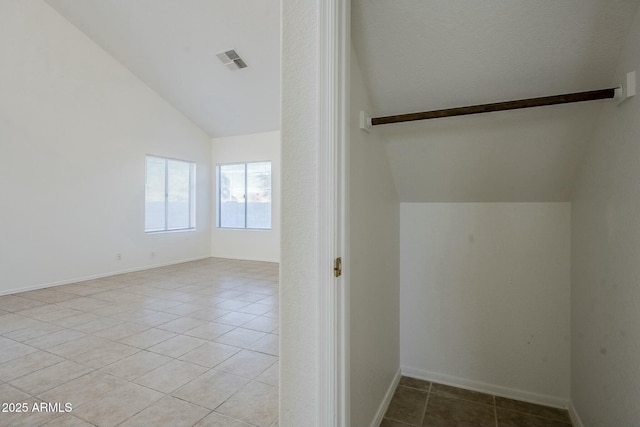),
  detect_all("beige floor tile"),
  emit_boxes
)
[215,311,258,327]
[183,321,234,340]
[69,342,139,368]
[40,414,96,427]
[93,322,150,340]
[255,361,279,387]
[73,382,164,427]
[215,300,251,311]
[0,335,17,348]
[141,298,184,311]
[242,316,279,333]
[56,283,109,296]
[216,381,279,427]
[214,327,266,348]
[234,292,270,303]
[157,316,206,333]
[134,359,208,393]
[0,351,65,382]
[135,310,181,327]
[28,307,84,322]
[18,289,79,303]
[99,350,171,381]
[162,302,203,316]
[39,372,129,408]
[0,382,32,401]
[71,316,124,333]
[0,342,40,364]
[0,295,47,312]
[119,396,211,427]
[50,312,103,328]
[195,412,254,427]
[179,341,241,368]
[172,370,249,410]
[56,297,110,312]
[249,333,279,356]
[237,303,273,316]
[263,308,279,319]
[14,304,63,319]
[91,303,134,317]
[189,307,232,322]
[216,349,278,379]
[0,258,280,426]
[9,360,92,395]
[147,334,206,358]
[47,335,109,358]
[23,329,86,350]
[3,321,63,342]
[117,327,176,349]
[0,314,44,335]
